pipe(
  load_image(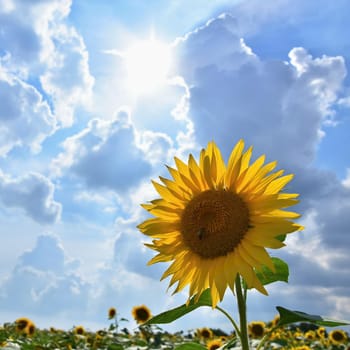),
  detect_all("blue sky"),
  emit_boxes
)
[1,0,350,334]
